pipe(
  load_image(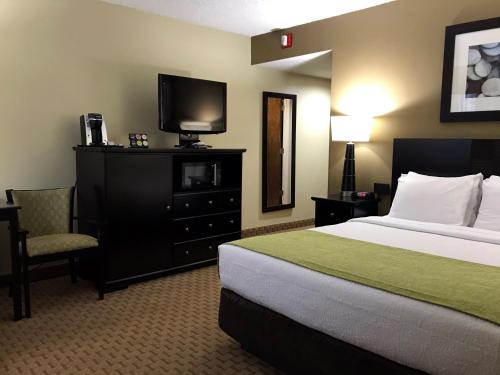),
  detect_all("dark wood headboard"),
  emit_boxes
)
[391,139,500,197]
